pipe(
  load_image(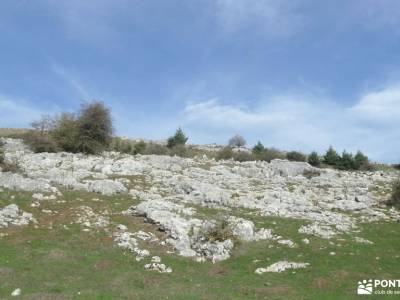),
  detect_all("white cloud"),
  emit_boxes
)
[183,86,400,163]
[350,84,400,121]
[214,0,307,37]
